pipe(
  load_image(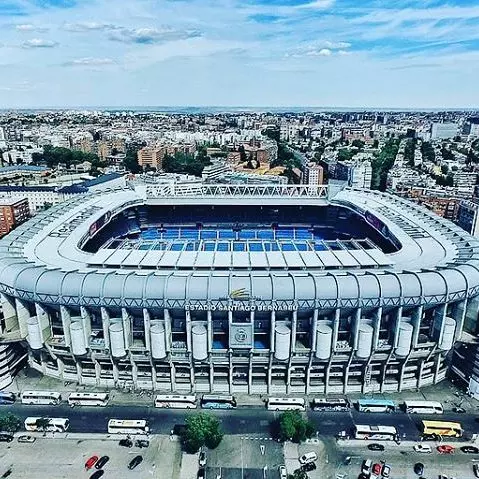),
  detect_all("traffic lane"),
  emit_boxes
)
[307,411,353,437]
